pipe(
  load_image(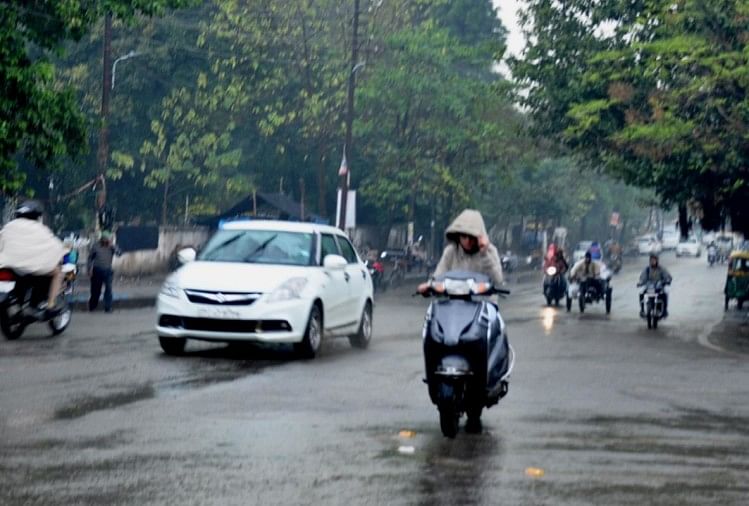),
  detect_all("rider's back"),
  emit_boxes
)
[0,218,65,275]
